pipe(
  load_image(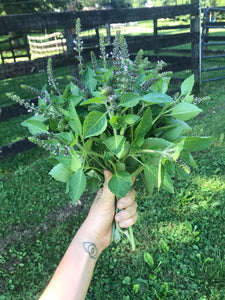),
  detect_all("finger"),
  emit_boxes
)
[131,176,136,186]
[115,201,138,222]
[118,212,138,228]
[117,188,135,210]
